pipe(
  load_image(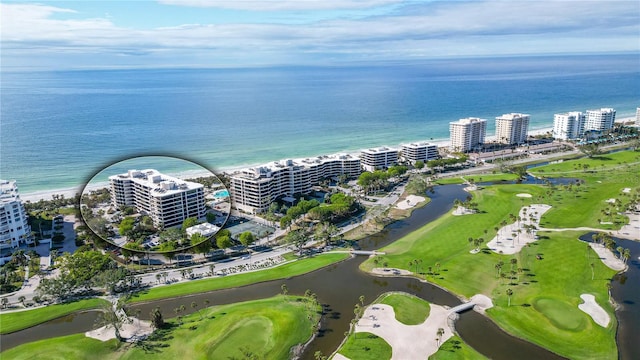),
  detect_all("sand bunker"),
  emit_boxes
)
[578,294,610,327]
[516,193,532,198]
[452,206,475,216]
[486,204,551,255]
[469,294,494,314]
[353,303,453,360]
[588,243,626,271]
[606,198,617,204]
[622,188,631,193]
[86,318,153,342]
[396,195,425,210]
